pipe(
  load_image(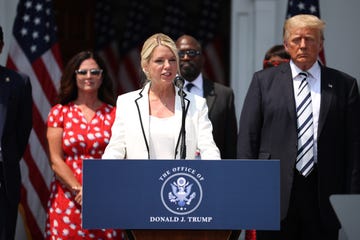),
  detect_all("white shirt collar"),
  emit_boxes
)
[185,73,203,88]
[290,60,321,81]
